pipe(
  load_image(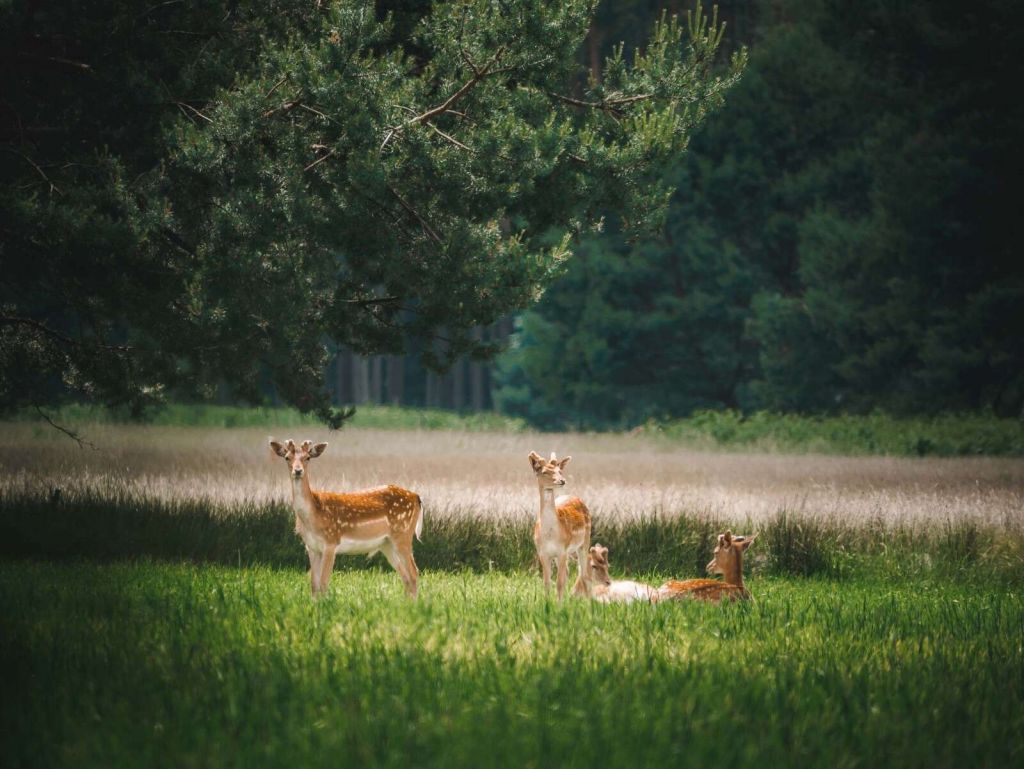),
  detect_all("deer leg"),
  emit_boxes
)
[540,554,552,594]
[317,546,337,597]
[307,547,322,596]
[556,553,568,600]
[401,541,419,599]
[382,539,416,597]
[572,547,589,596]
